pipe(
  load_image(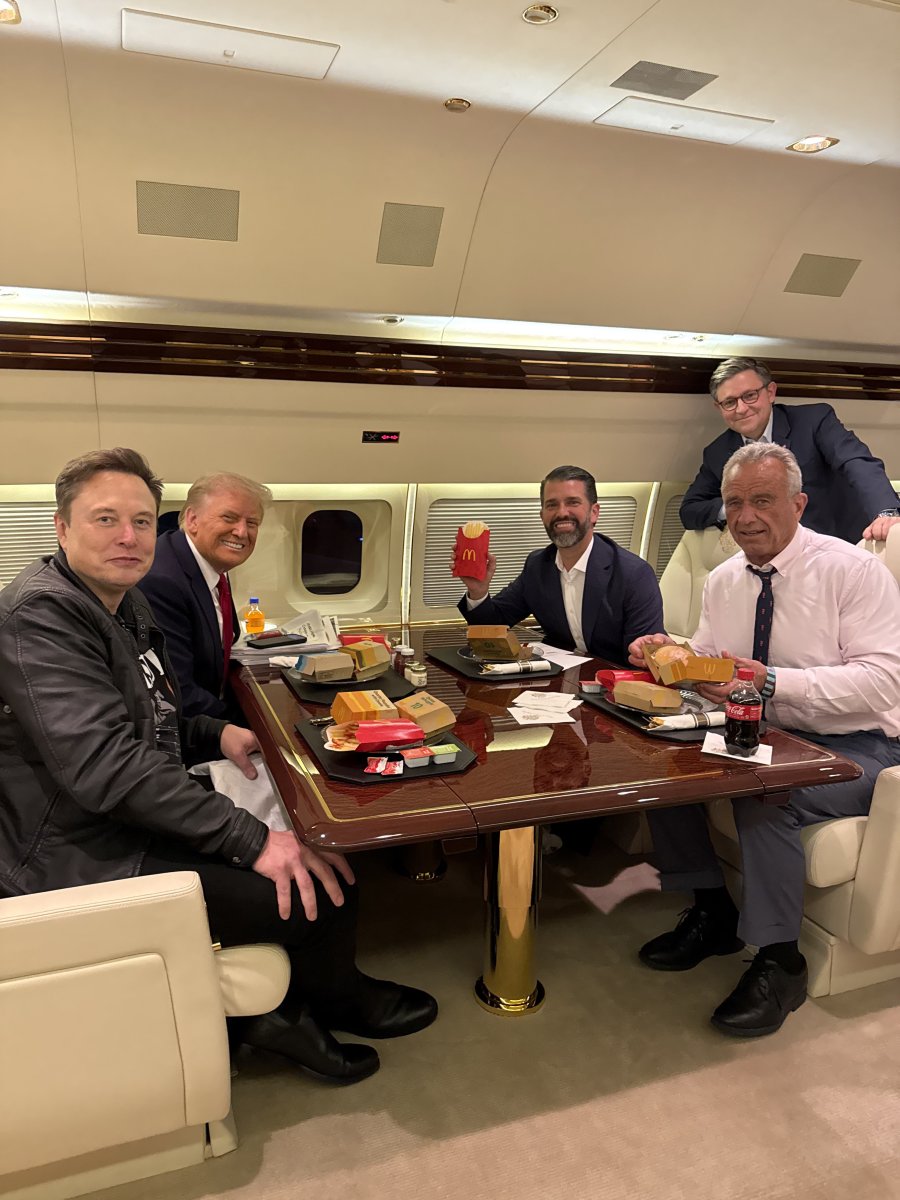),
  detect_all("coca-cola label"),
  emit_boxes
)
[725,702,762,721]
